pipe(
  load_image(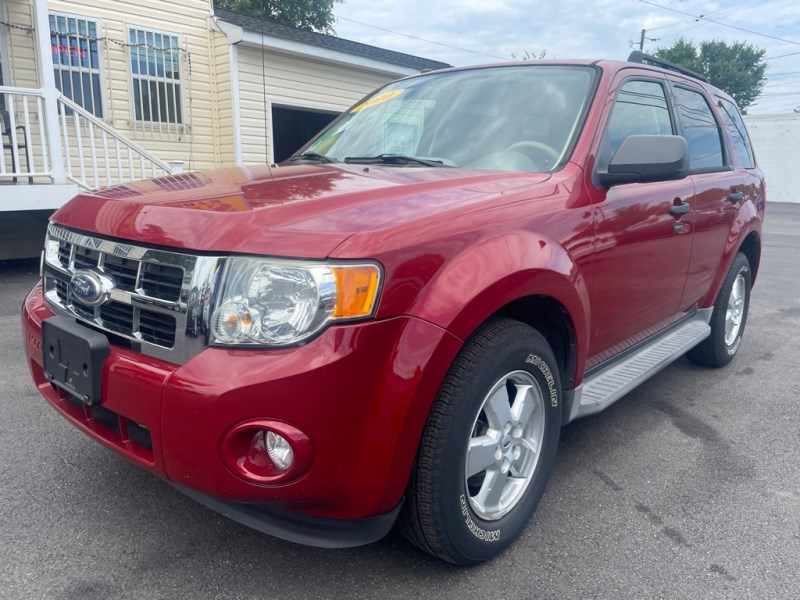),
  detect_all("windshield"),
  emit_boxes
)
[300,65,596,173]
